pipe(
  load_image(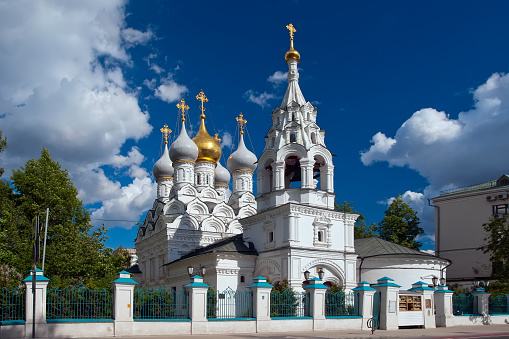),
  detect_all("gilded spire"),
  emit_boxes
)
[160,124,172,145]
[176,98,189,122]
[285,23,300,64]
[236,113,247,135]
[196,89,208,119]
